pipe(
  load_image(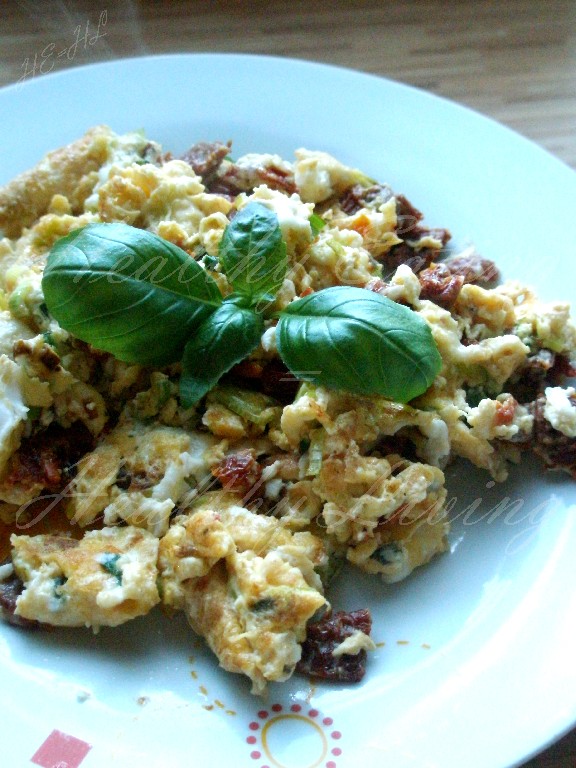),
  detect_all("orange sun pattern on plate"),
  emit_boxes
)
[245,703,343,768]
